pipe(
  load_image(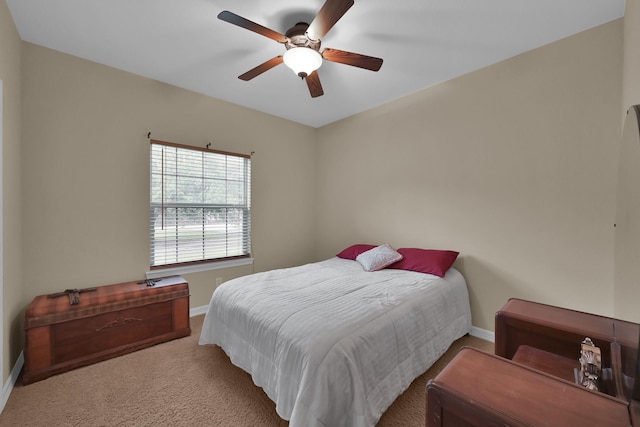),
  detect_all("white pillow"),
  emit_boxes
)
[356,244,403,272]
